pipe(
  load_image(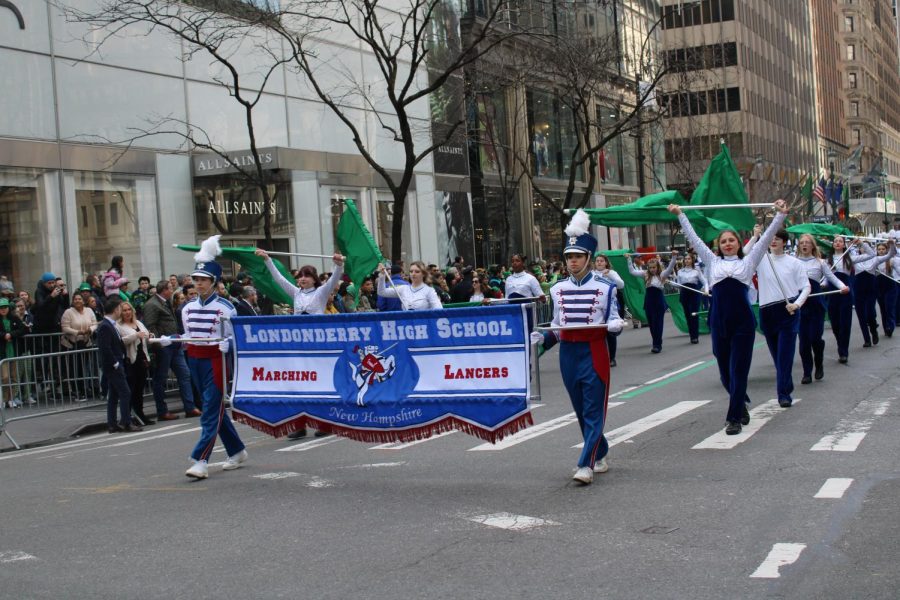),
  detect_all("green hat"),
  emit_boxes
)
[0,298,10,308]
[78,283,92,292]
